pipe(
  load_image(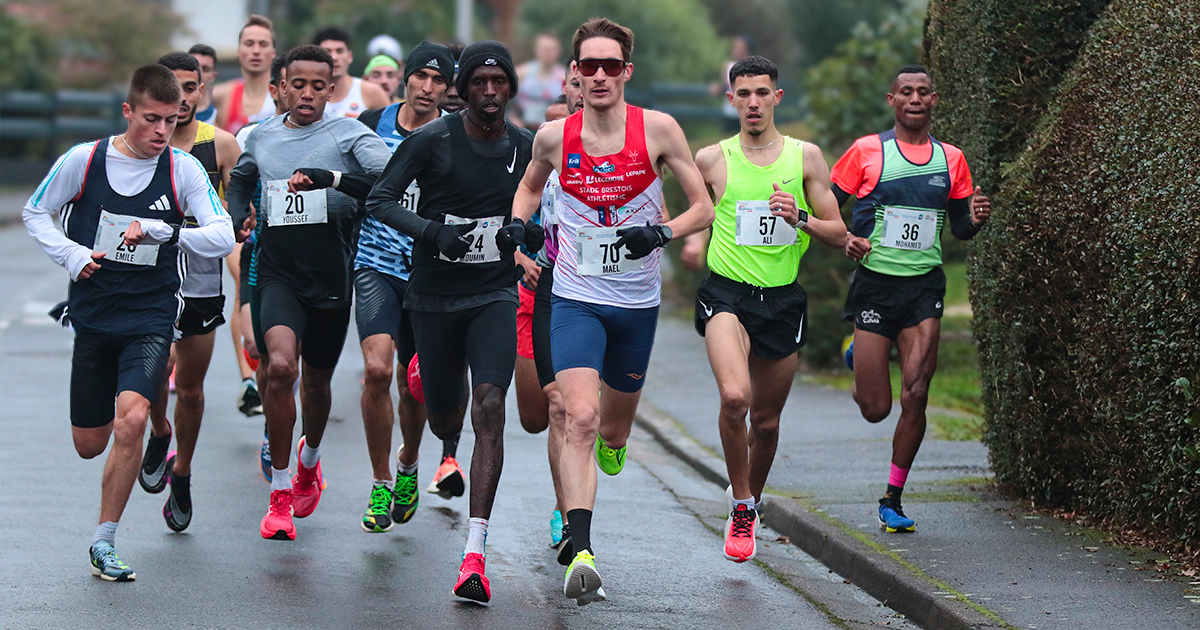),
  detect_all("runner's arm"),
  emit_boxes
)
[798,143,848,248]
[21,146,96,280]
[214,128,242,200]
[512,122,558,222]
[133,155,234,258]
[226,149,259,240]
[365,127,436,236]
[653,114,715,238]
